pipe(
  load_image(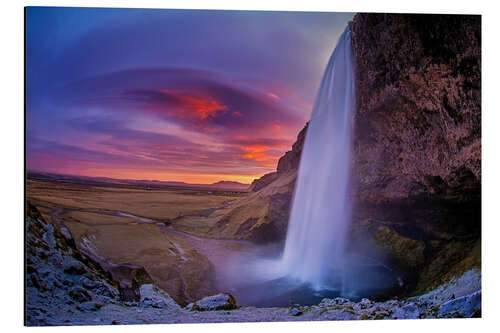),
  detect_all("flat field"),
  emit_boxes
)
[26,179,242,220]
